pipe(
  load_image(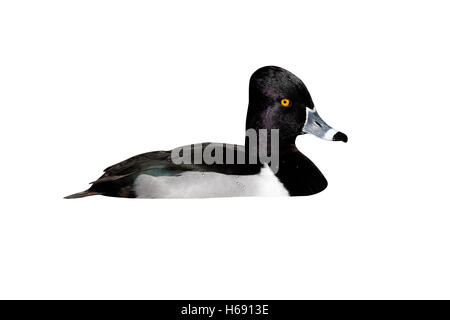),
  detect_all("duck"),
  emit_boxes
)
[65,66,347,199]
